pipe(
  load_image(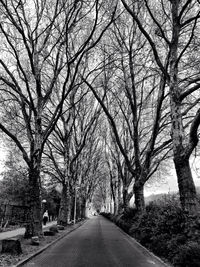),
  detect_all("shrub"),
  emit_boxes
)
[116,219,132,233]
[100,210,134,233]
[101,195,200,266]
[173,242,200,267]
[121,207,138,221]
[130,194,200,263]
